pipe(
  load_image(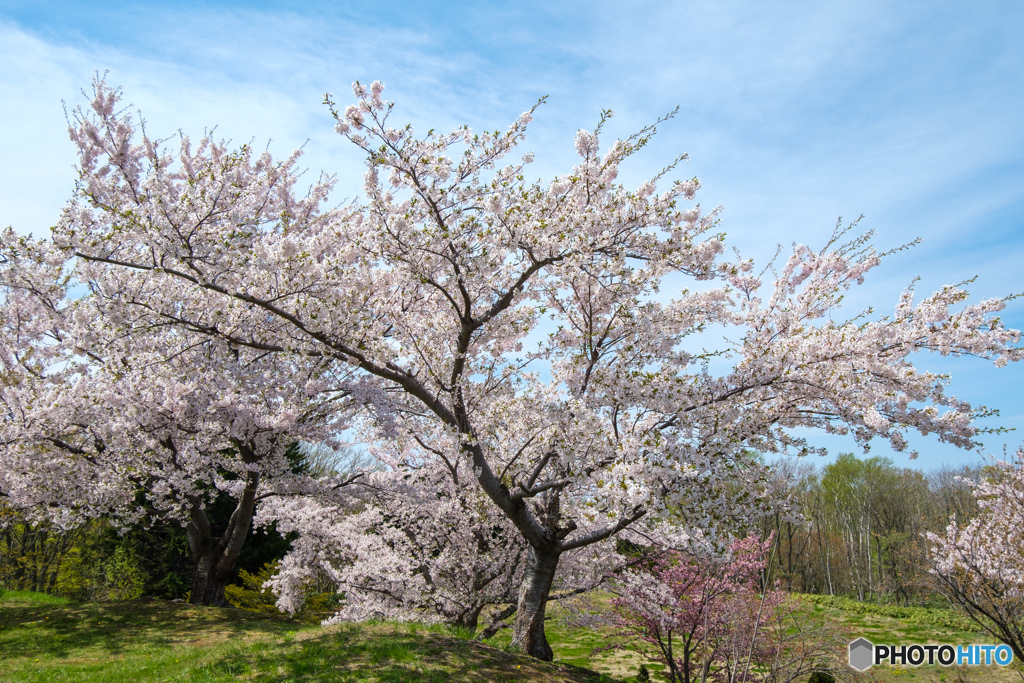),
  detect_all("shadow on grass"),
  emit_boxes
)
[201,623,623,683]
[1,600,625,681]
[0,598,298,660]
